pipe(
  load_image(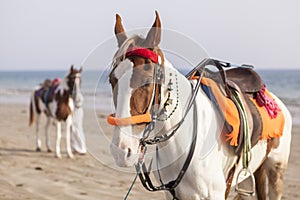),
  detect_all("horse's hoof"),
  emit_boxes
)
[68,154,74,159]
[36,147,41,152]
[47,149,52,153]
[55,154,62,159]
[72,150,86,156]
